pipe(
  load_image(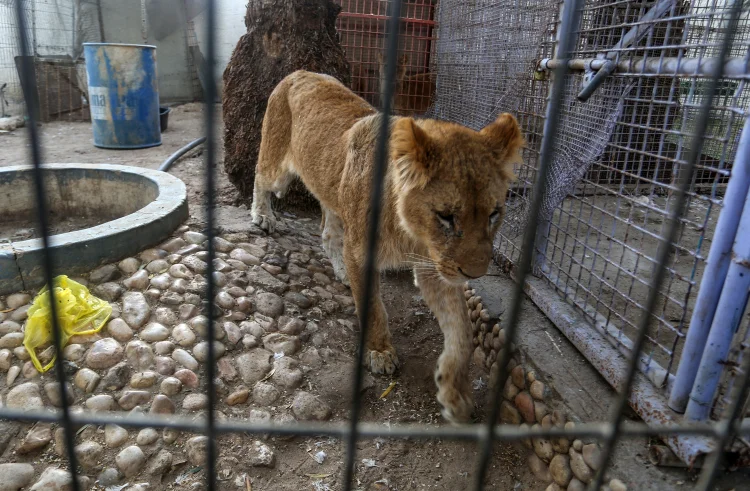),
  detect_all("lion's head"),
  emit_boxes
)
[390,113,523,284]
